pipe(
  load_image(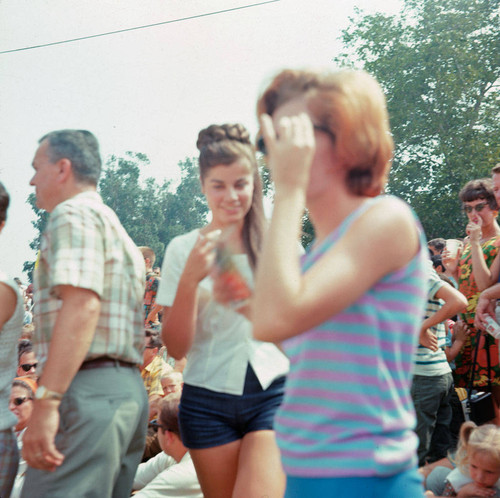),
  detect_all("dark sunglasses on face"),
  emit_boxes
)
[12,396,33,406]
[20,362,38,372]
[256,124,334,155]
[148,419,166,433]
